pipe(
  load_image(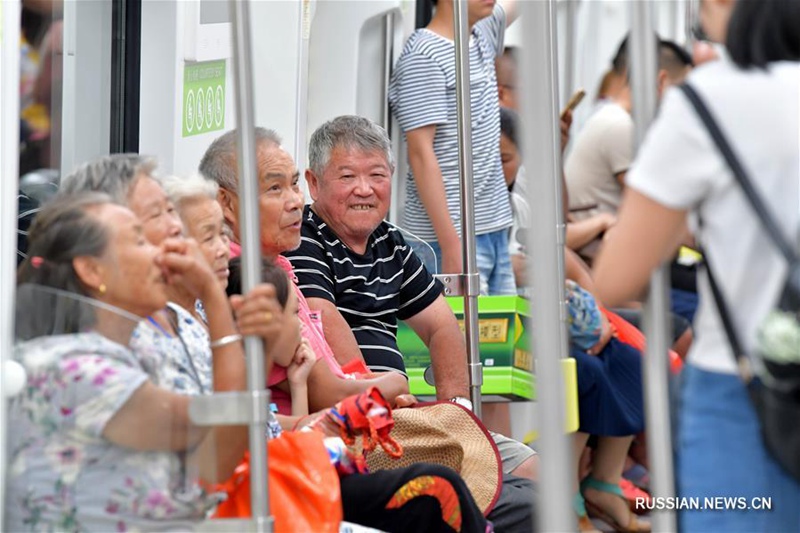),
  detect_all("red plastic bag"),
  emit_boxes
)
[603,308,683,374]
[213,431,342,533]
